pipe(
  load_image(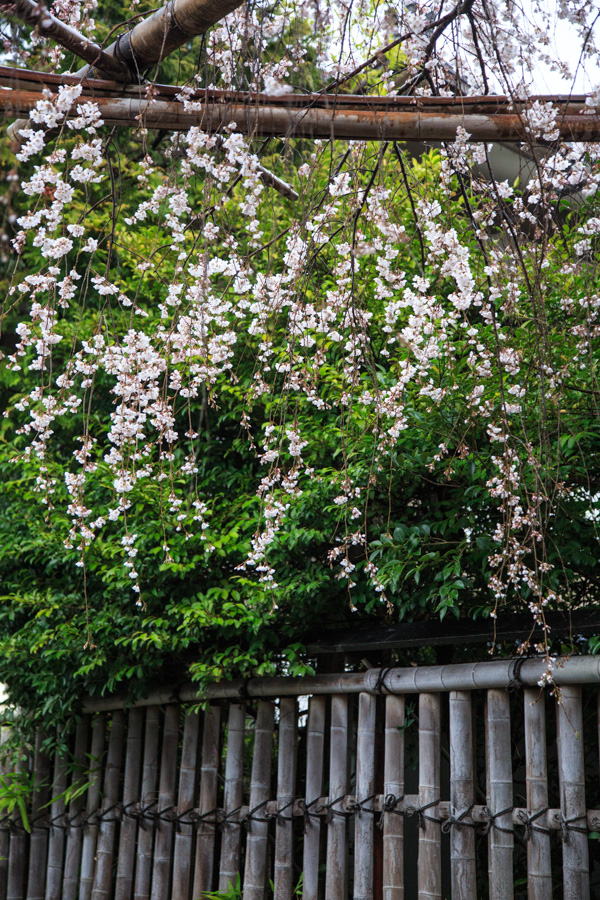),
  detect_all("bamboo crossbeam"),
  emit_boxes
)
[3,86,600,142]
[82,656,600,711]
